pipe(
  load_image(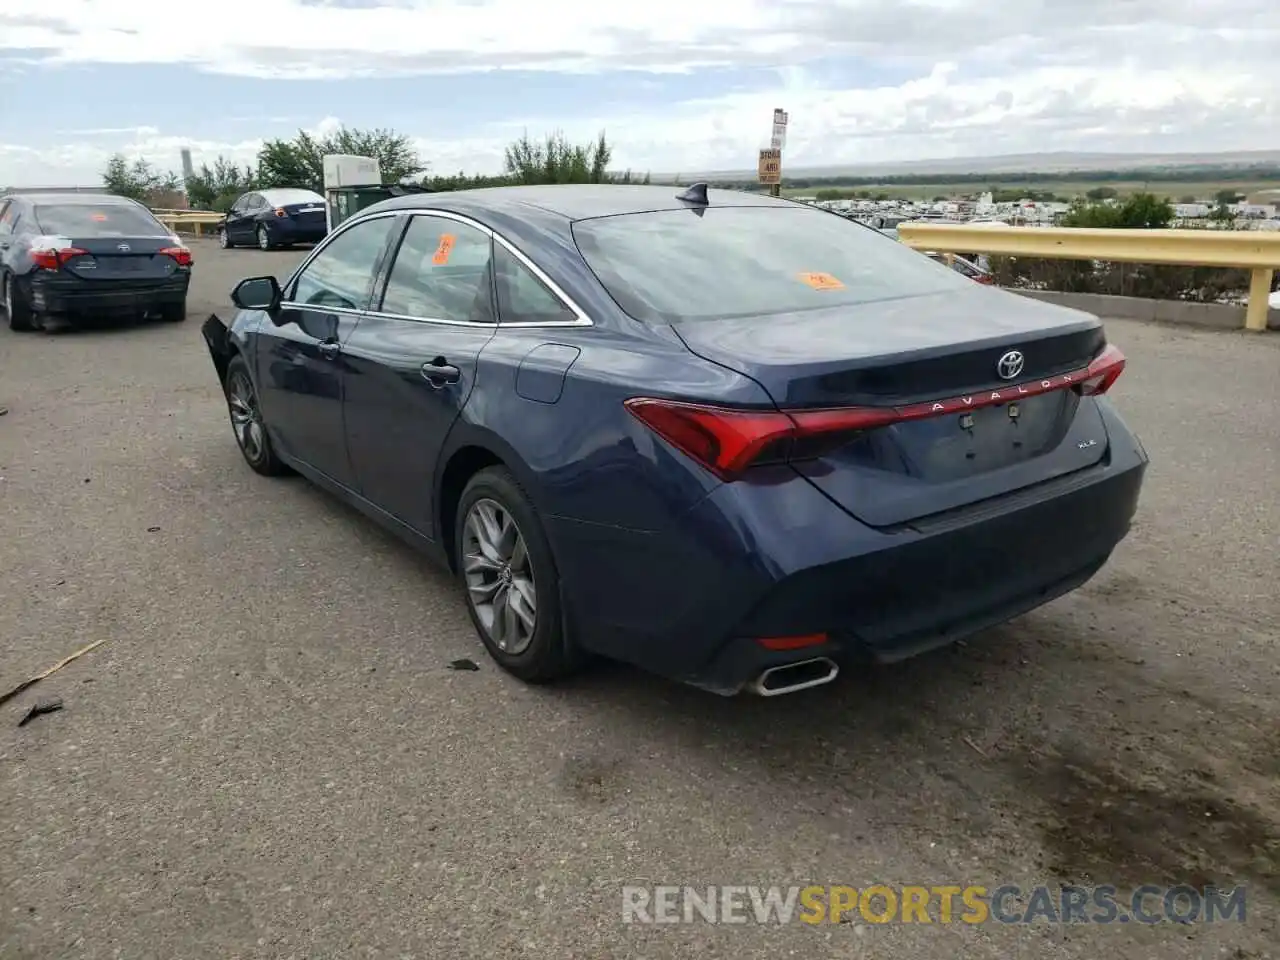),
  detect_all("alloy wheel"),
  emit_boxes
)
[218,229,229,249]
[227,370,265,462]
[462,498,538,655]
[257,227,270,250]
